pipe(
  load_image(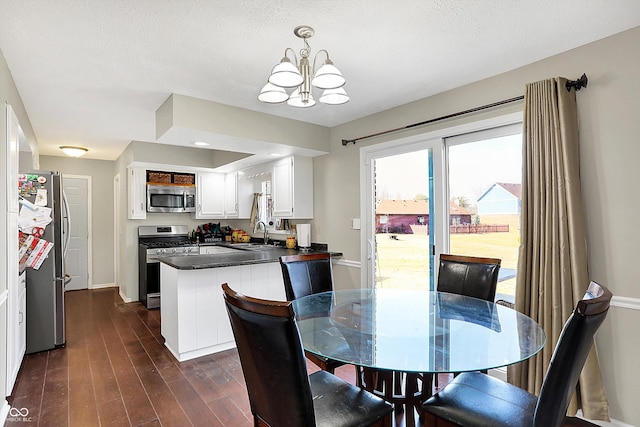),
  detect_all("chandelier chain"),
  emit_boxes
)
[300,38,311,59]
